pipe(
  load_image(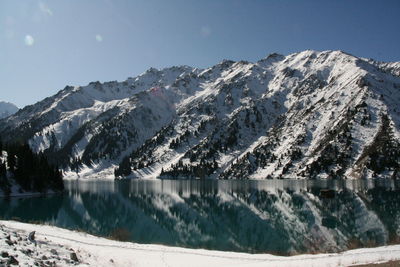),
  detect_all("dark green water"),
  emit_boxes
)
[1,179,400,254]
